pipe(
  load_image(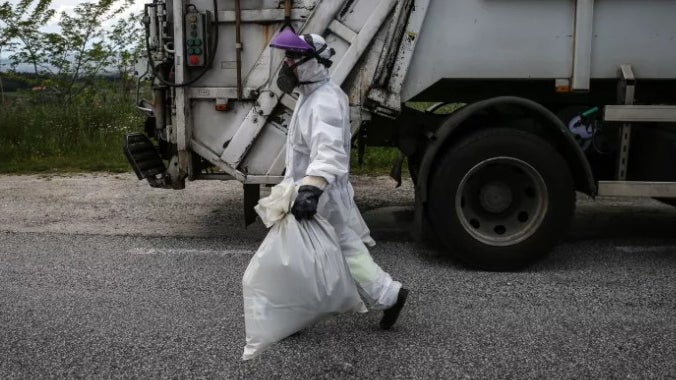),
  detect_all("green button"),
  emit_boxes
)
[193,39,201,46]
[193,47,202,55]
